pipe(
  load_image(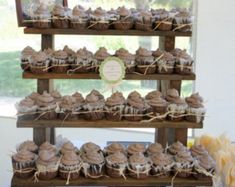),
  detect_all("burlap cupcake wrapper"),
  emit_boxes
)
[128,163,151,179]
[82,162,106,179]
[88,20,110,30]
[106,163,127,179]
